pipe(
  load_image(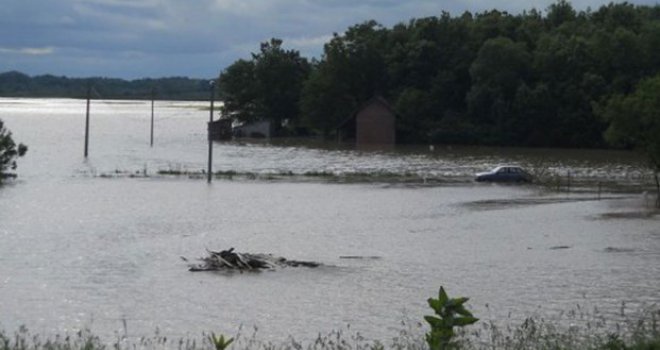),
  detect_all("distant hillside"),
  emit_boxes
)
[0,71,215,100]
